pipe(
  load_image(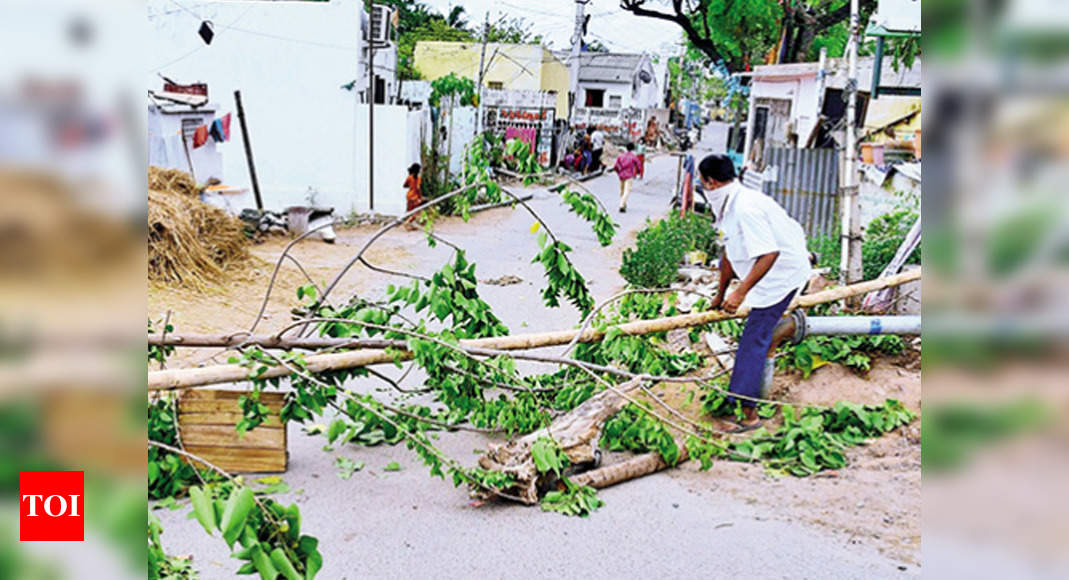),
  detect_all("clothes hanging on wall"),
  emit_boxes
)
[192,124,210,148]
[209,113,231,142]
